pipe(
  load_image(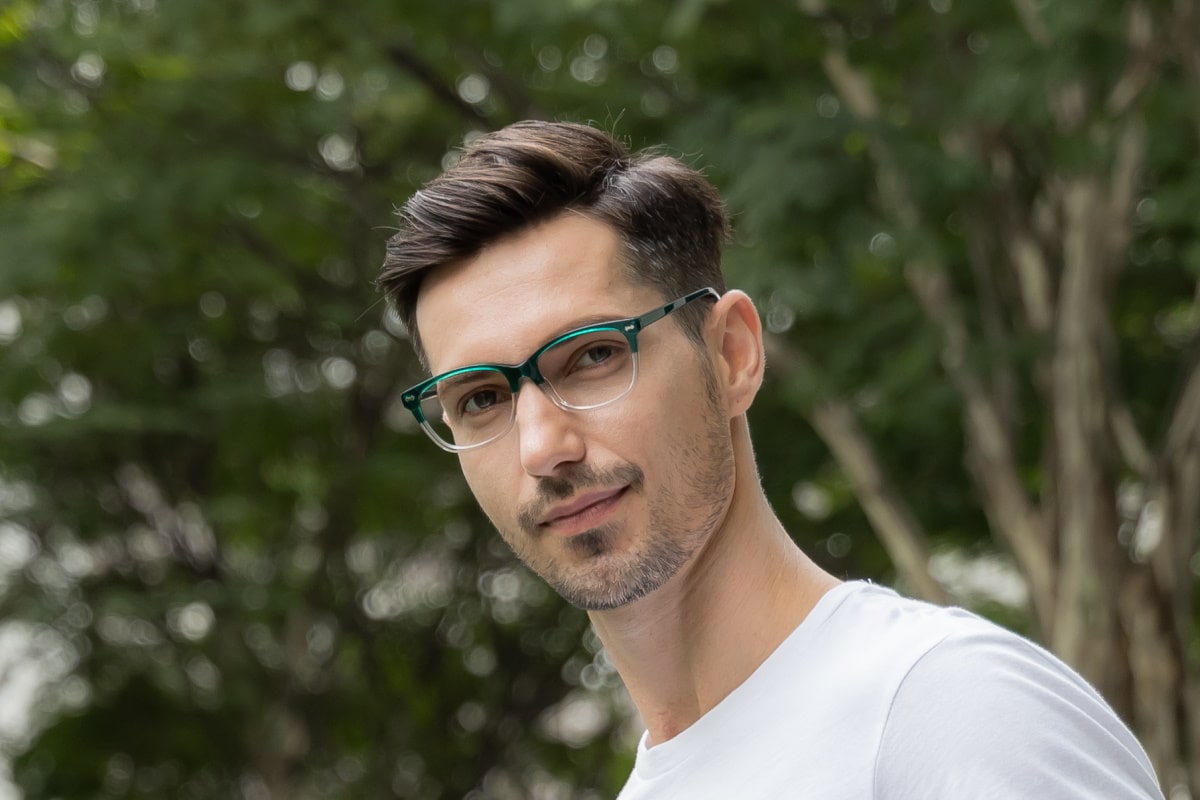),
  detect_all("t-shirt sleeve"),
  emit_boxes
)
[873,628,1164,800]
